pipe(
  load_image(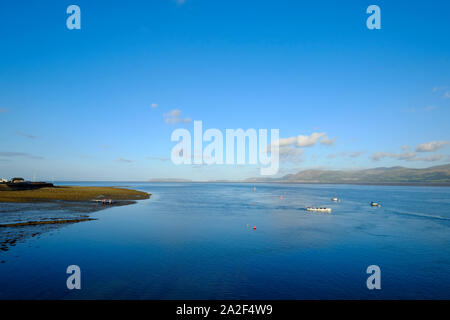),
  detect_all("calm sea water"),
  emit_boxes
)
[0,182,449,299]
